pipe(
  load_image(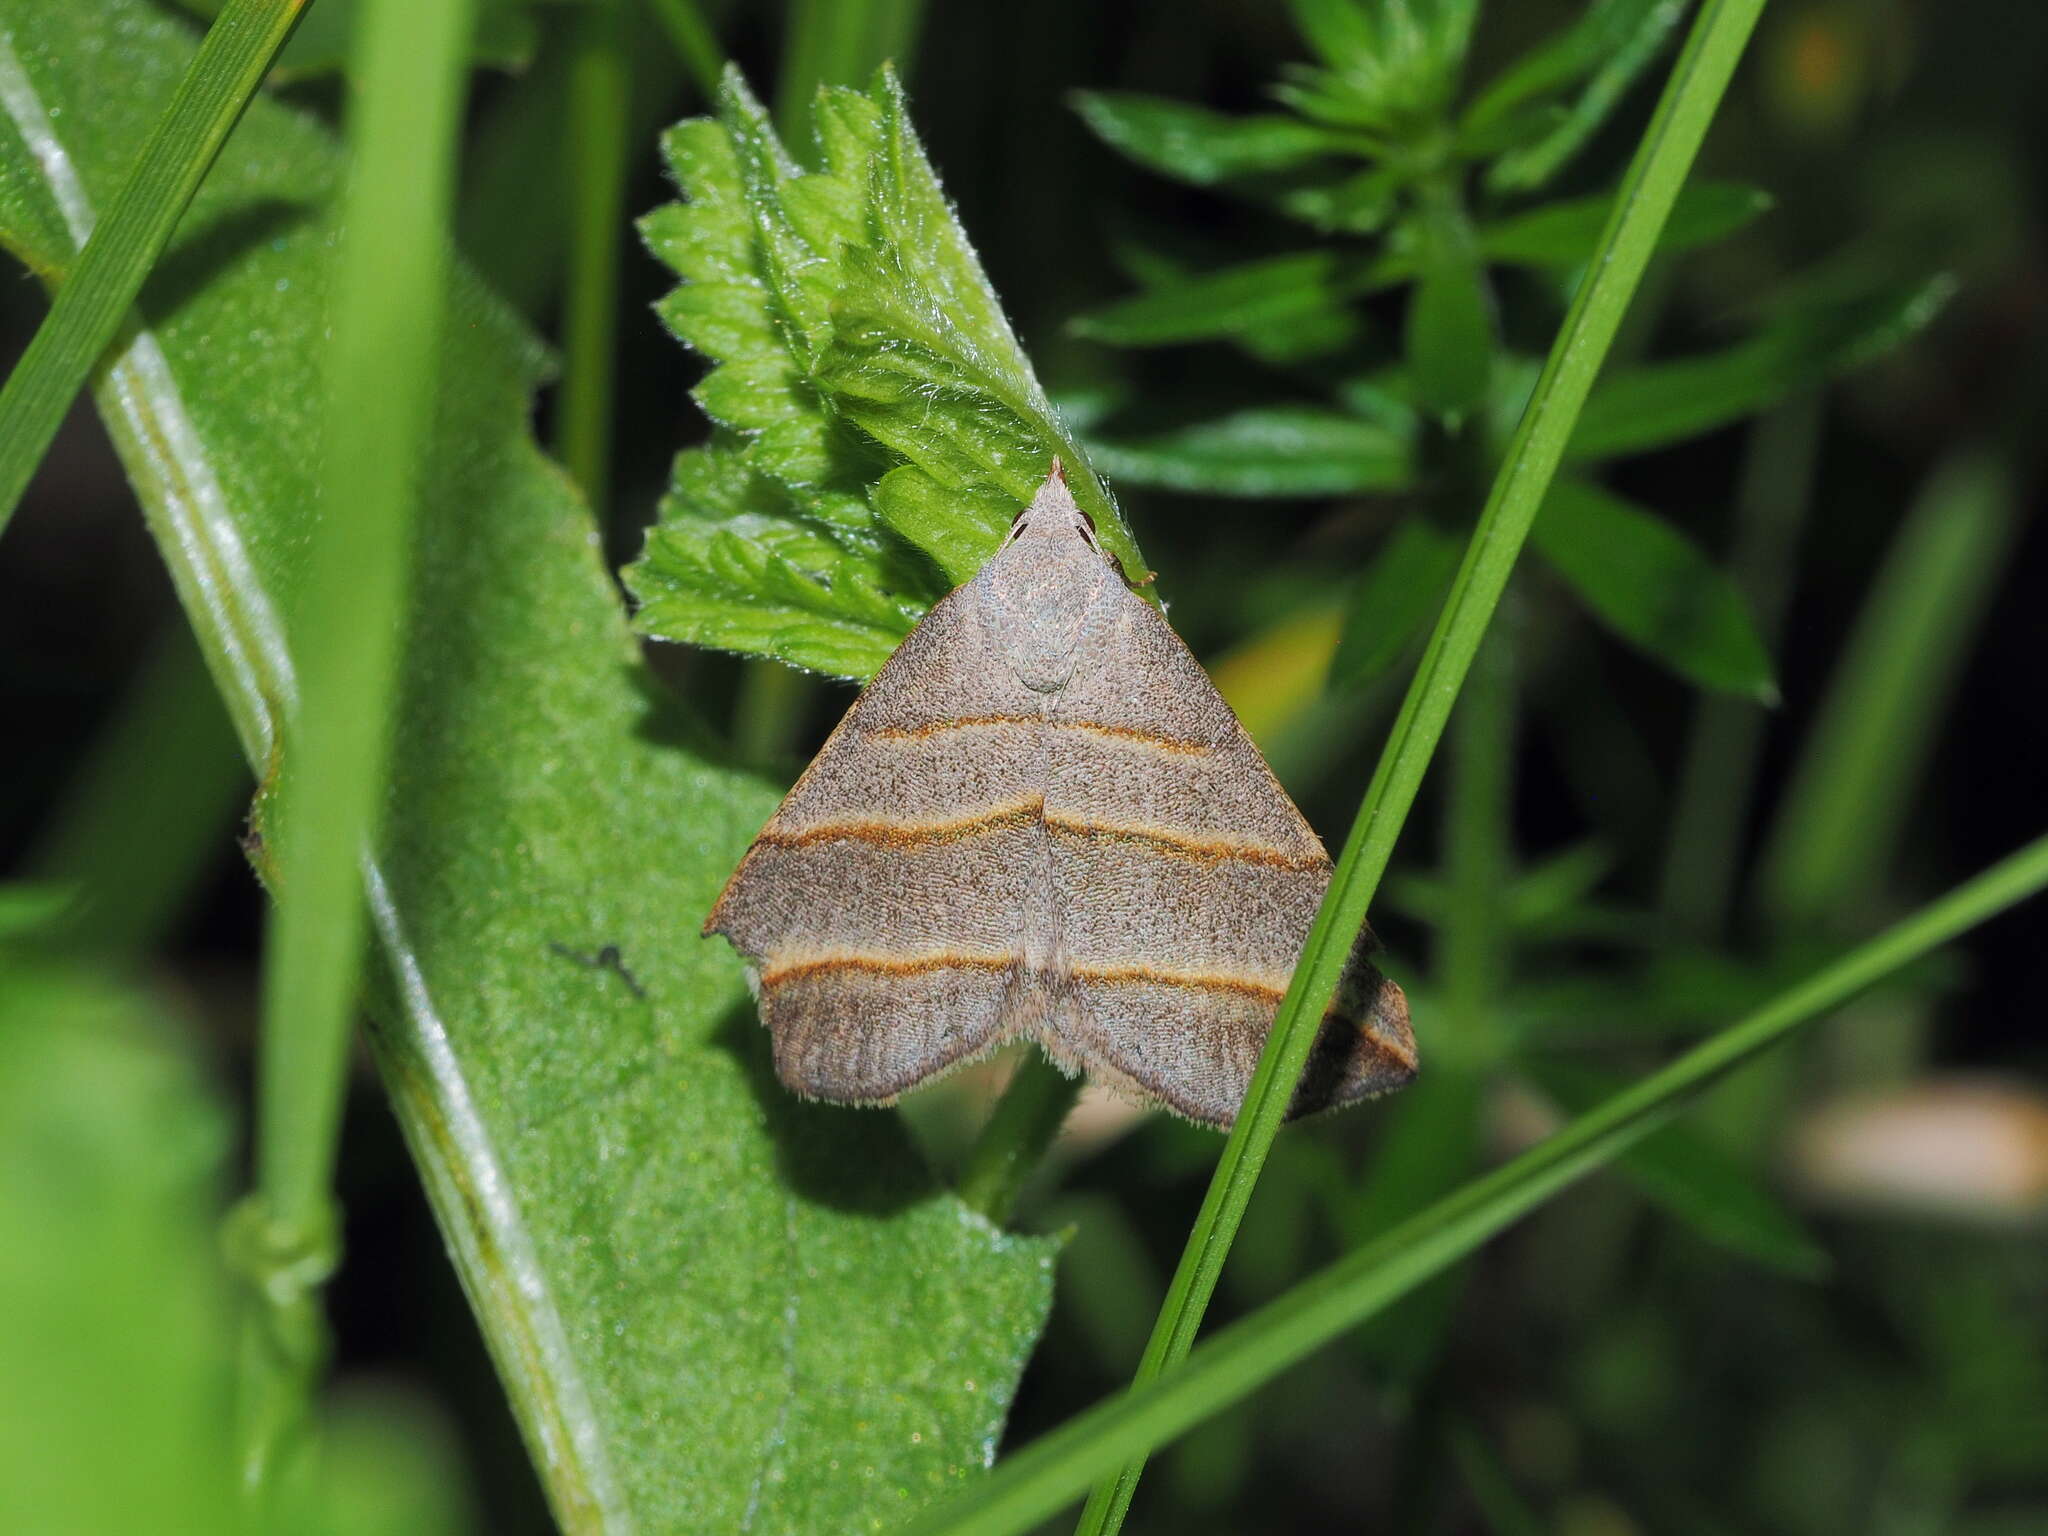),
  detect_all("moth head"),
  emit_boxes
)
[1005,460,1105,559]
